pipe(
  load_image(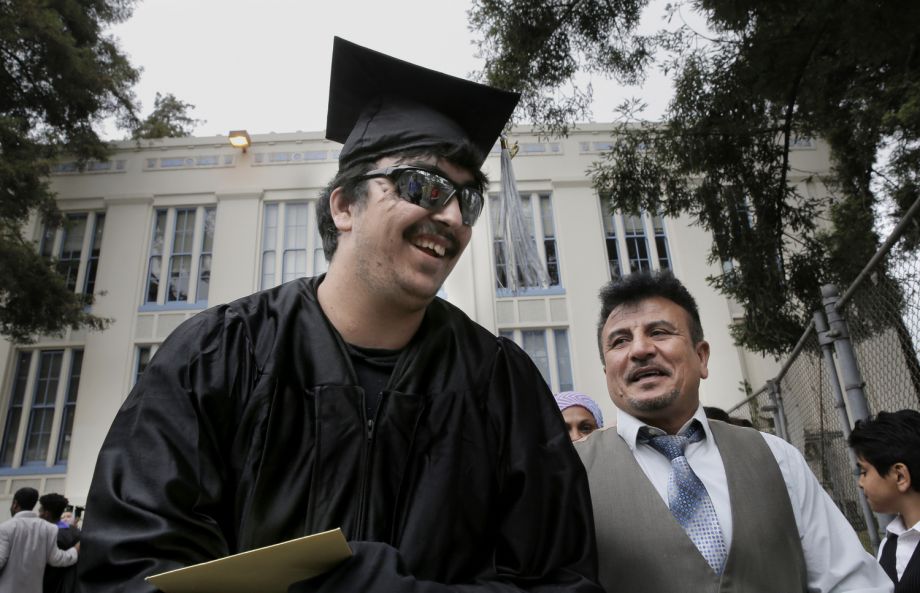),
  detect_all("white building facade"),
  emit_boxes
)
[0,124,831,514]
